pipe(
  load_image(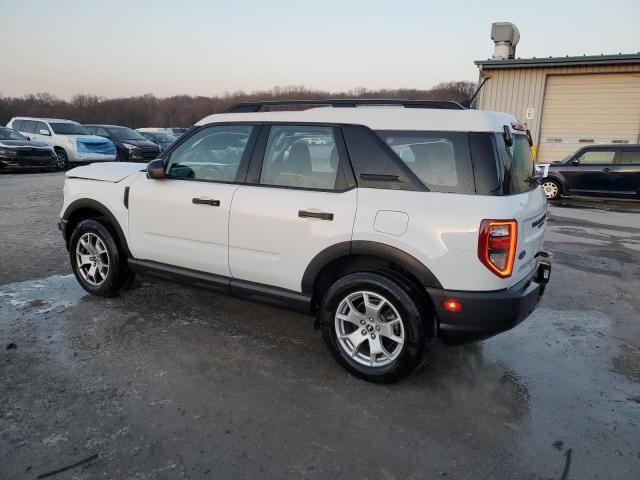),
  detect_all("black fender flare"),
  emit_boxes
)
[62,198,132,257]
[301,240,443,294]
